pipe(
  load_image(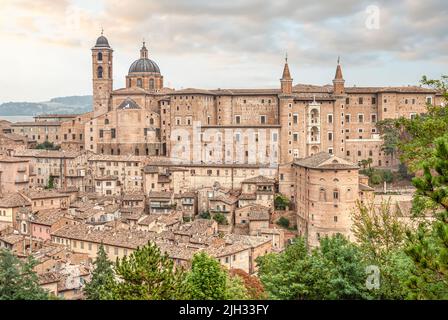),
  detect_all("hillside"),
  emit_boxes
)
[0,95,92,116]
